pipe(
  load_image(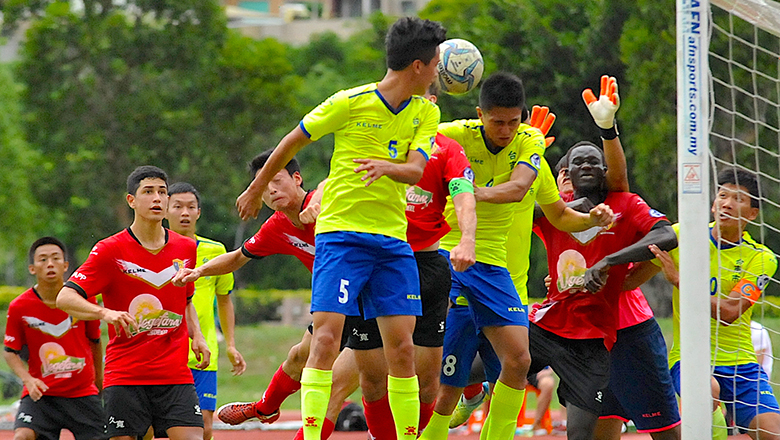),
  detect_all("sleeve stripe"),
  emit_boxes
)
[3,346,20,354]
[64,280,88,299]
[241,245,264,260]
[299,121,312,138]
[517,162,540,174]
[416,148,430,161]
